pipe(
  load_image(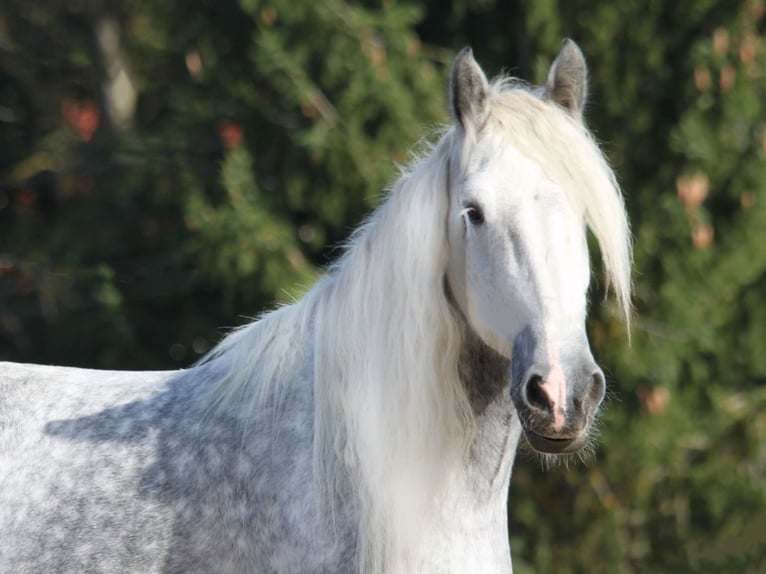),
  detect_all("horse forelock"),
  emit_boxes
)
[486,82,633,327]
